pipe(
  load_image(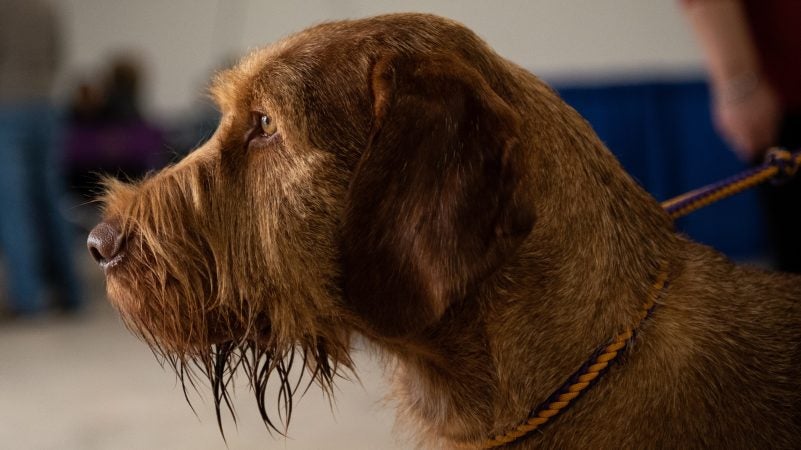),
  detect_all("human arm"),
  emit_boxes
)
[680,0,782,161]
